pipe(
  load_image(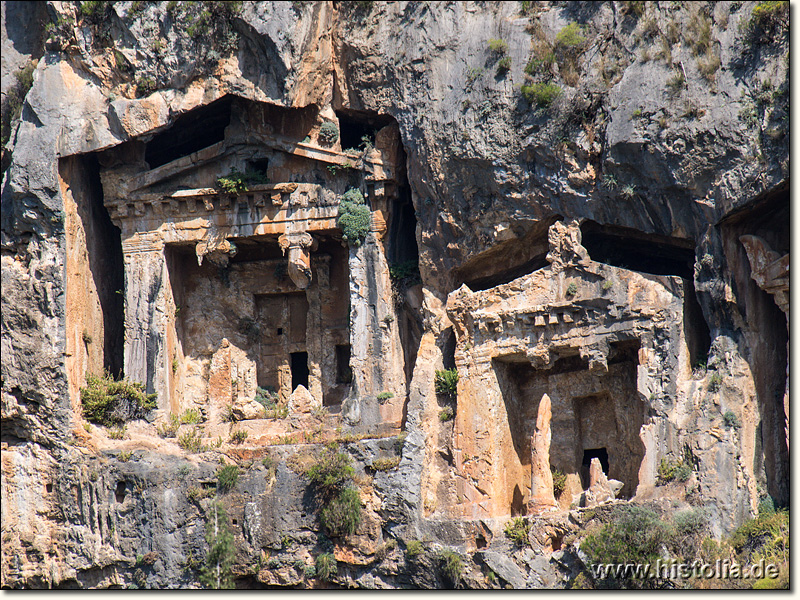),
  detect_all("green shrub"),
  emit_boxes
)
[438,549,463,587]
[389,260,421,283]
[107,424,127,440]
[524,50,555,76]
[521,82,562,108]
[406,540,424,557]
[555,22,586,50]
[135,76,157,97]
[439,406,455,422]
[581,504,672,588]
[371,456,401,471]
[496,55,511,76]
[80,372,157,426]
[229,429,248,444]
[318,121,339,145]
[118,450,133,462]
[730,508,788,566]
[216,166,270,194]
[746,1,788,39]
[551,466,567,498]
[199,502,235,589]
[669,508,710,560]
[377,391,394,402]
[337,188,371,247]
[758,496,776,516]
[487,38,509,55]
[434,368,459,396]
[566,282,577,296]
[504,517,531,546]
[315,553,337,581]
[723,410,741,429]
[180,408,203,424]
[602,279,613,291]
[306,444,355,496]
[657,457,691,485]
[178,428,203,453]
[321,487,362,536]
[157,413,181,438]
[216,464,240,493]
[707,372,723,392]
